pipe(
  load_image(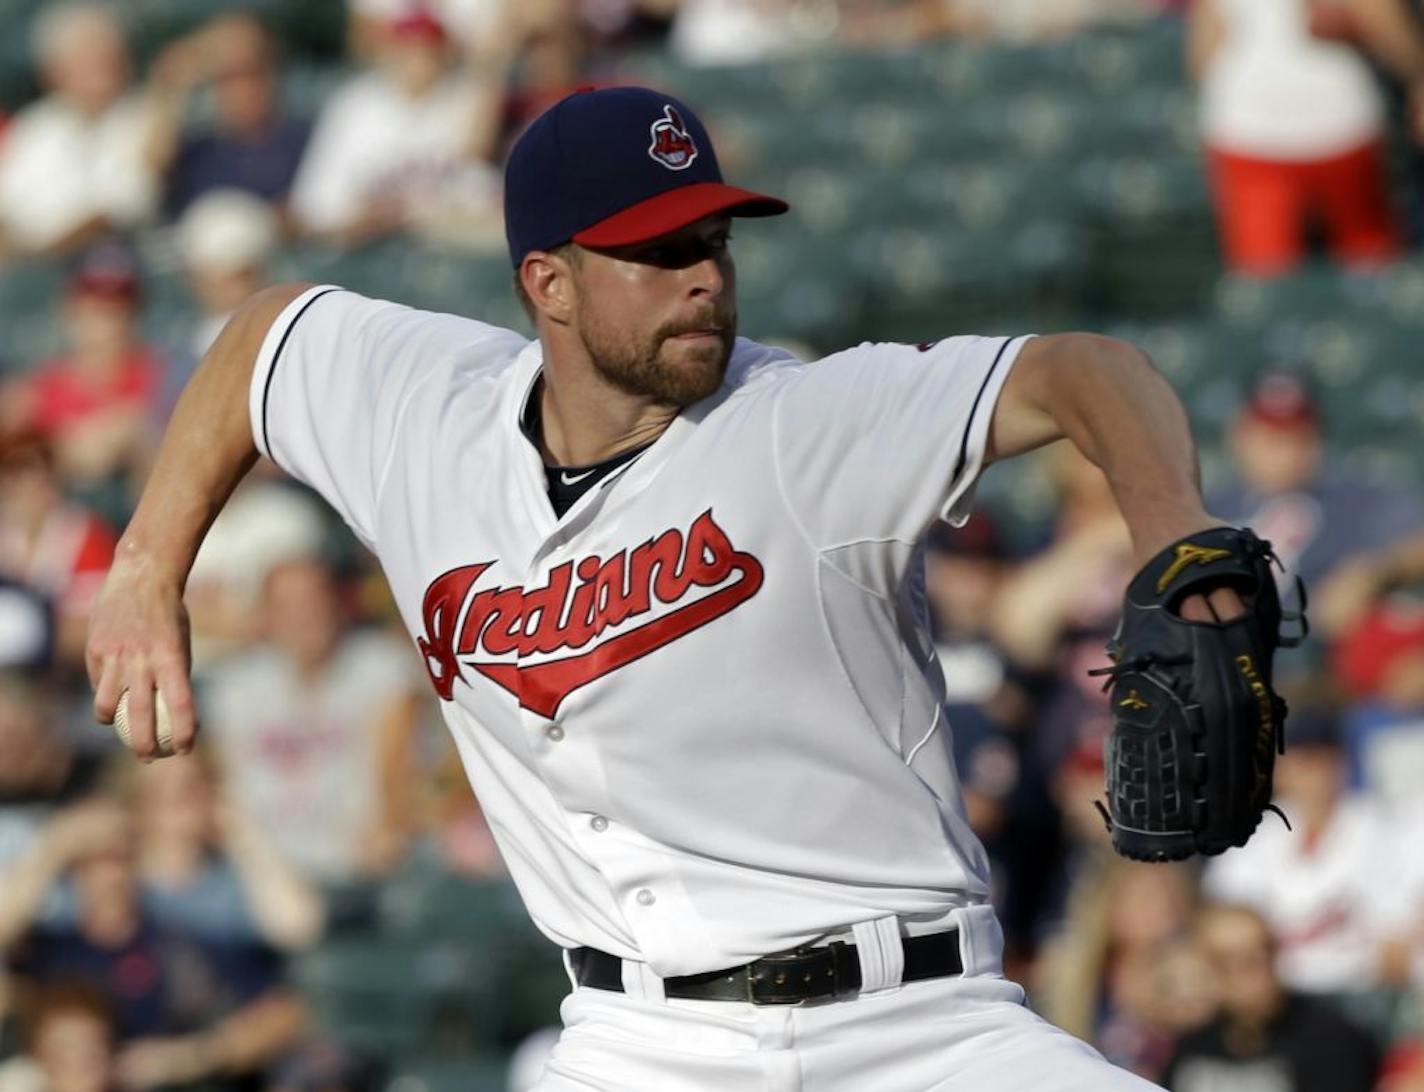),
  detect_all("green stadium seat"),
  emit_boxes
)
[903,161,1078,231]
[295,938,448,1058]
[1046,22,1189,94]
[1067,153,1217,315]
[273,242,530,334]
[281,62,351,122]
[378,871,528,940]
[1363,260,1424,328]
[1214,264,1370,328]
[0,0,40,111]
[373,867,568,1048]
[0,260,67,366]
[916,42,997,98]
[385,1055,511,1092]
[814,48,937,104]
[731,227,863,349]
